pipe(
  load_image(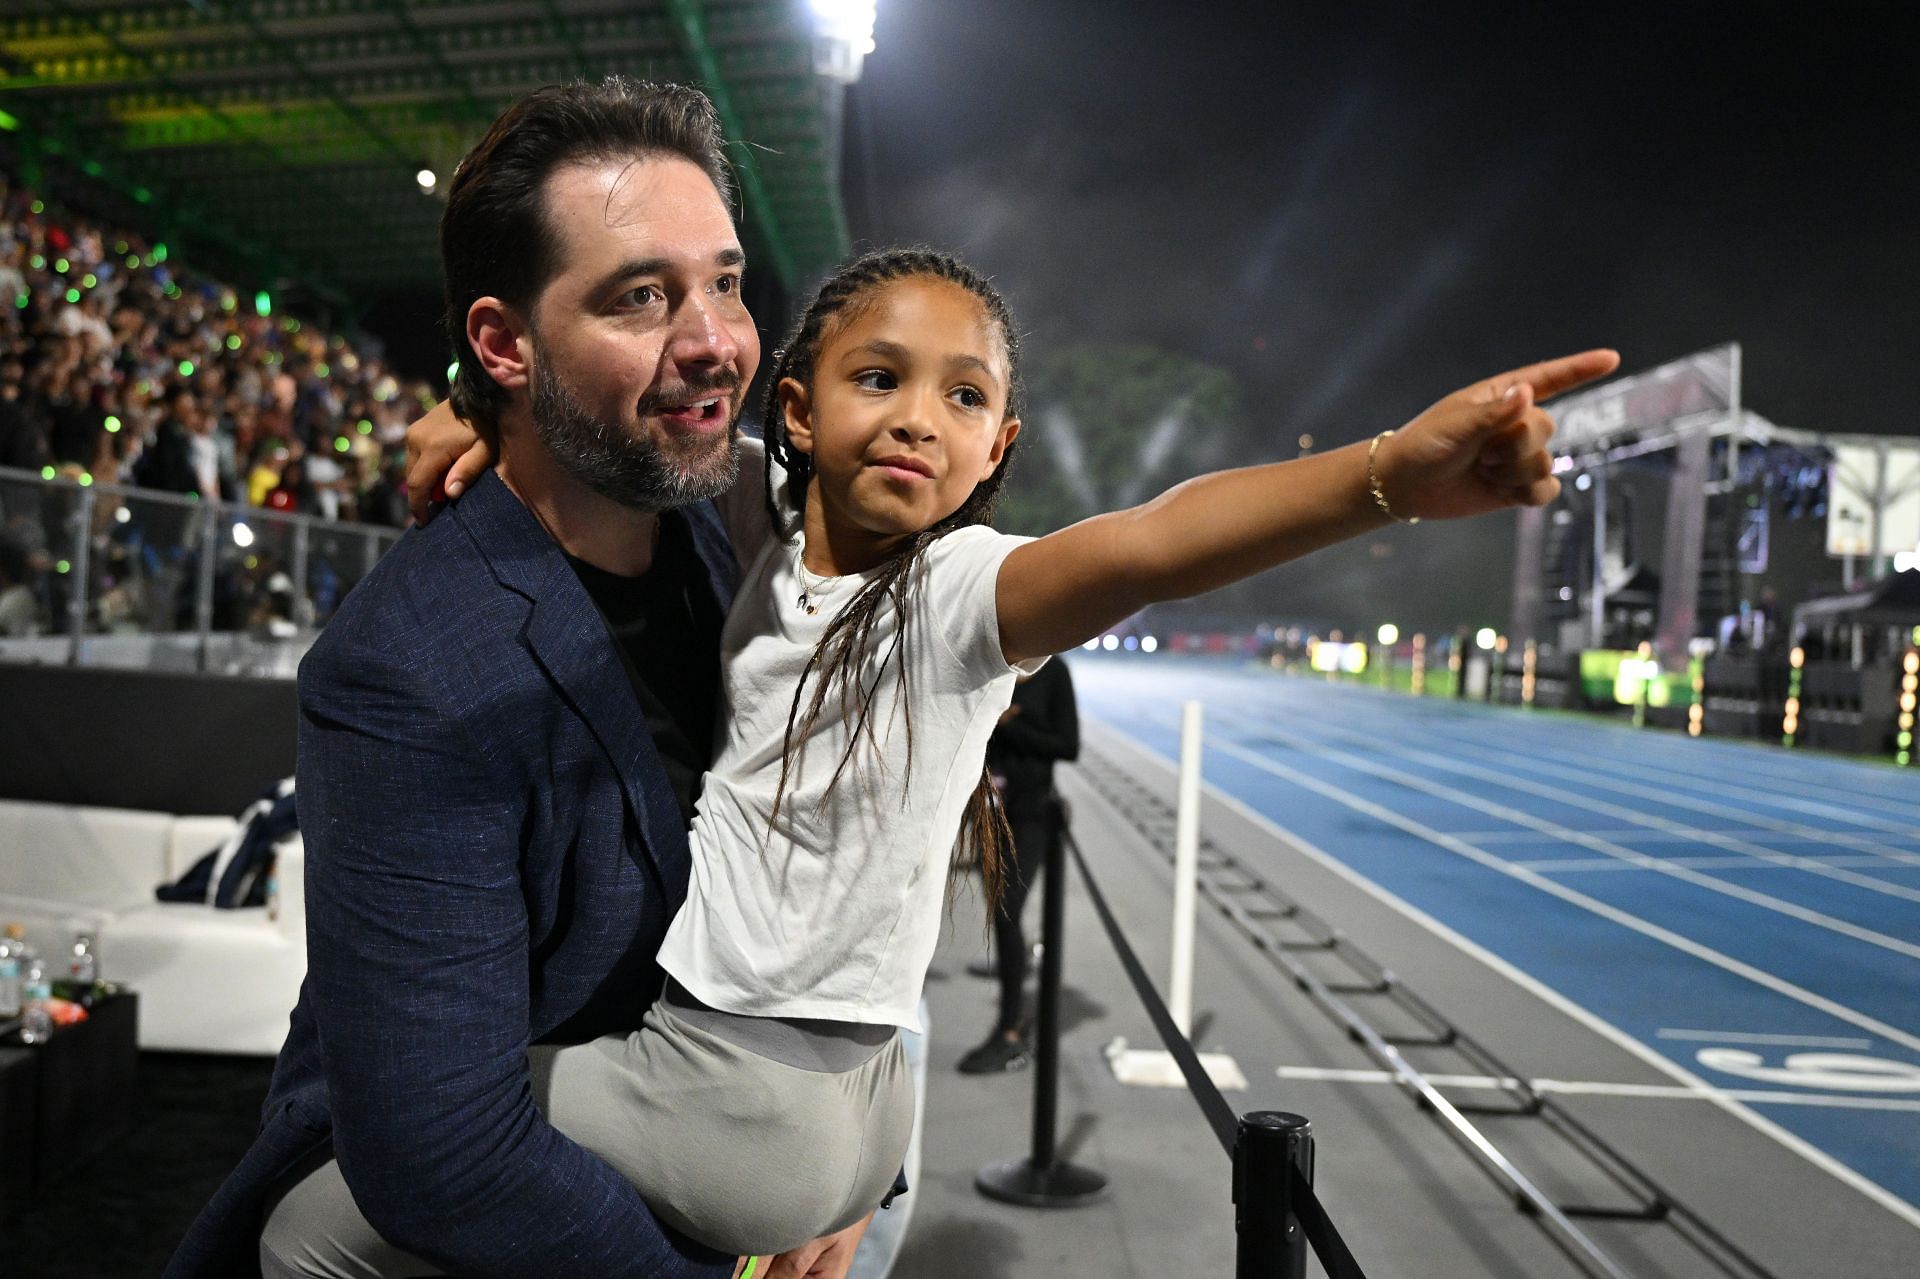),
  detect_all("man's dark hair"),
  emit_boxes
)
[440,77,733,427]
